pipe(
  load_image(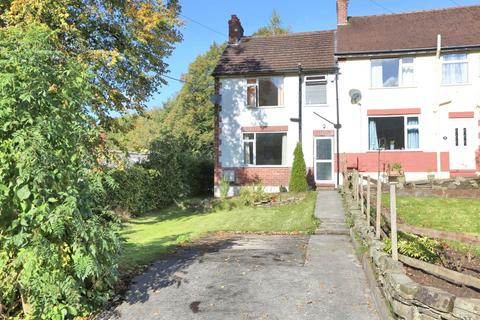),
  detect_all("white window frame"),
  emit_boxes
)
[314,137,334,183]
[370,57,415,88]
[242,131,287,167]
[304,75,328,106]
[368,115,421,151]
[246,77,284,108]
[441,53,468,85]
